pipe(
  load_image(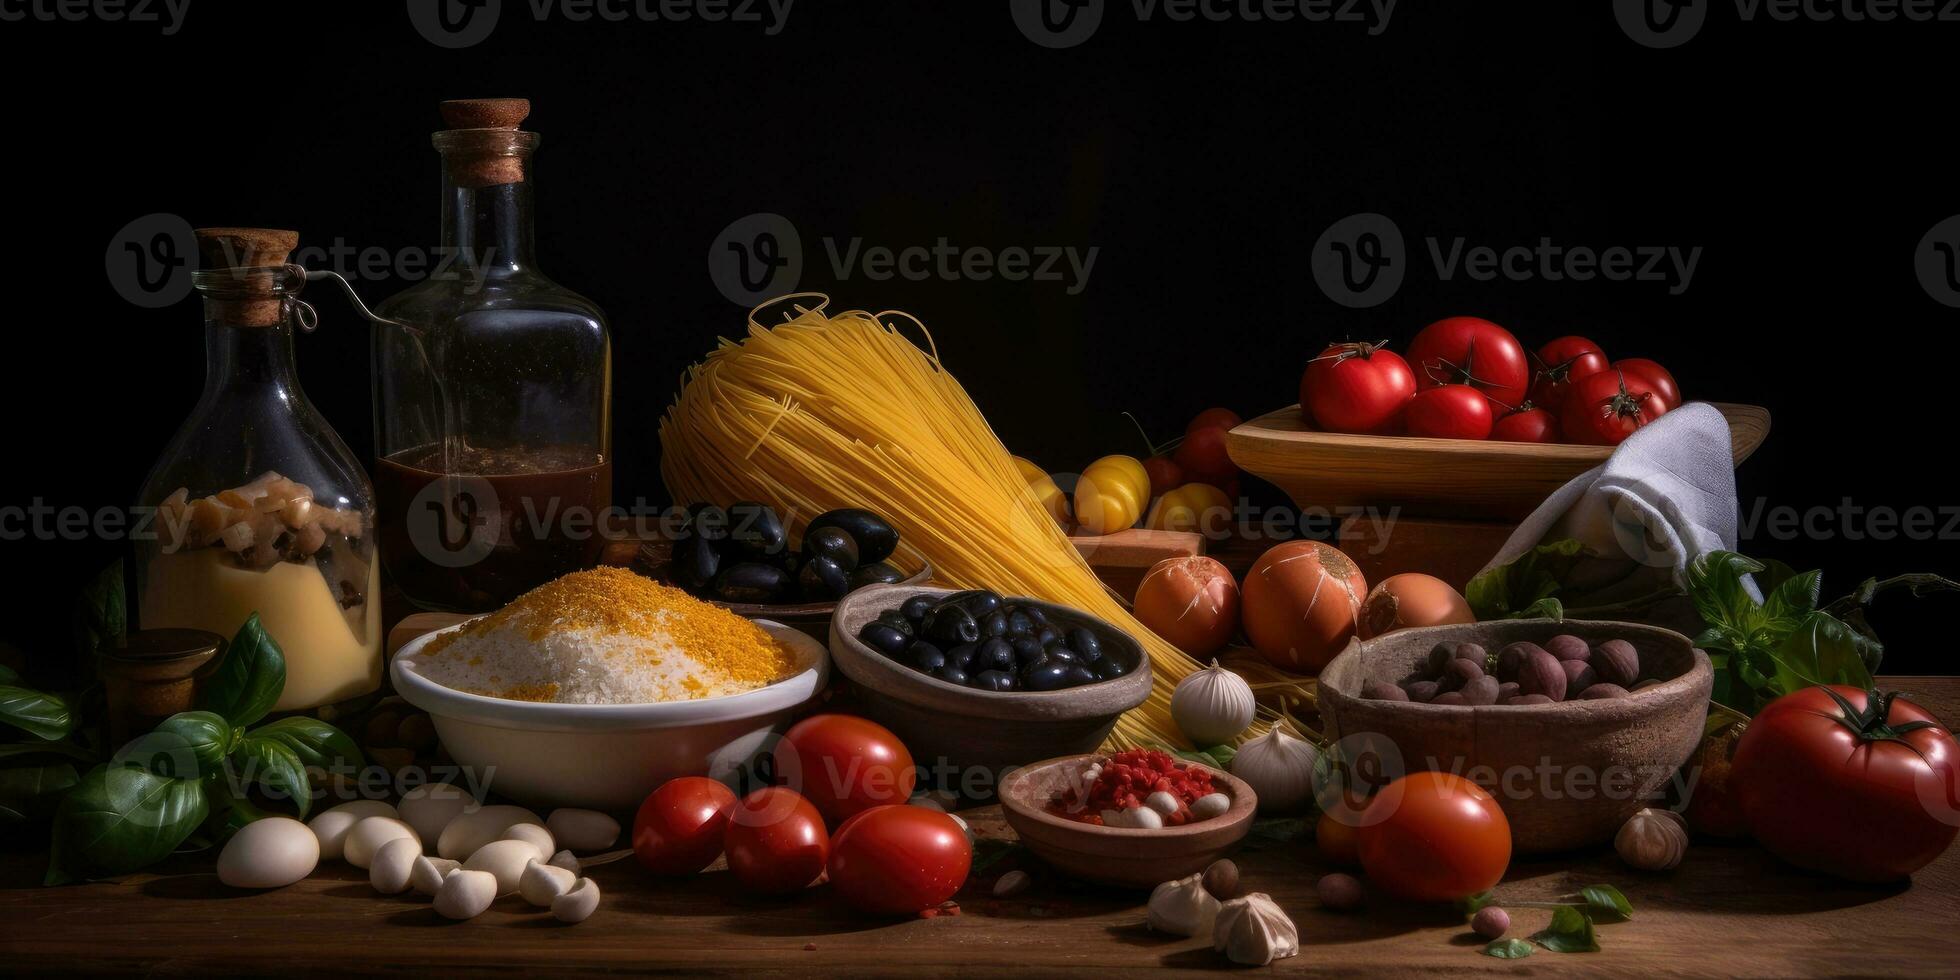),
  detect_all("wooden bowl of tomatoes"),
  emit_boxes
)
[999,752,1258,888]
[1316,619,1713,854]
